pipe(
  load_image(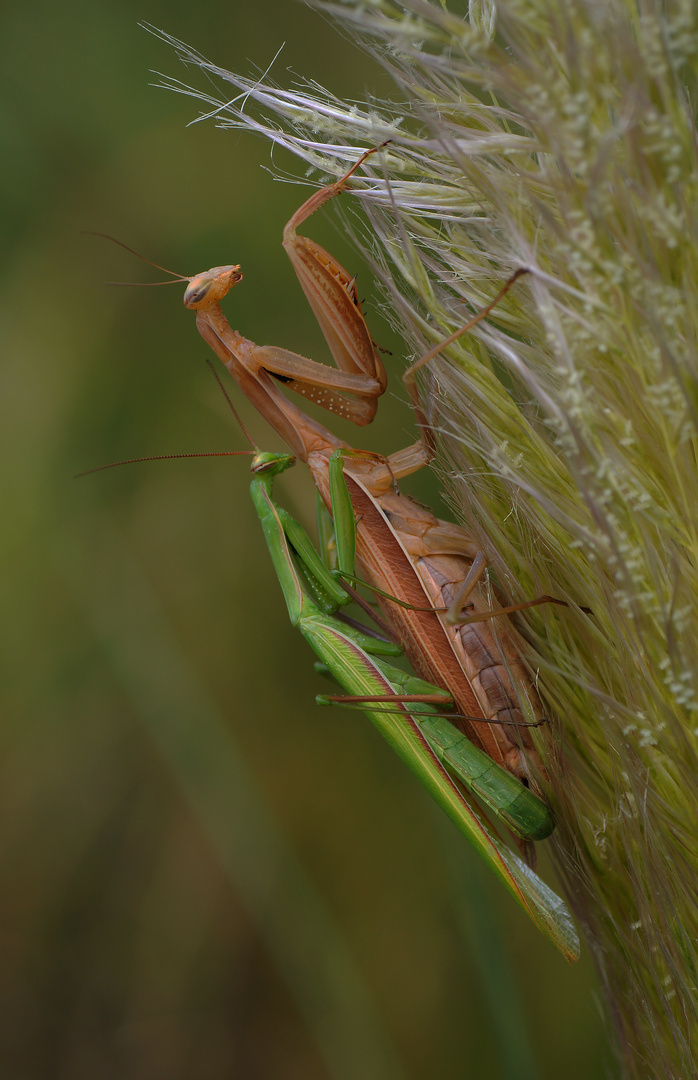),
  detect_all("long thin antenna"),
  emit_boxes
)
[83,231,189,282]
[75,450,253,479]
[204,357,257,450]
